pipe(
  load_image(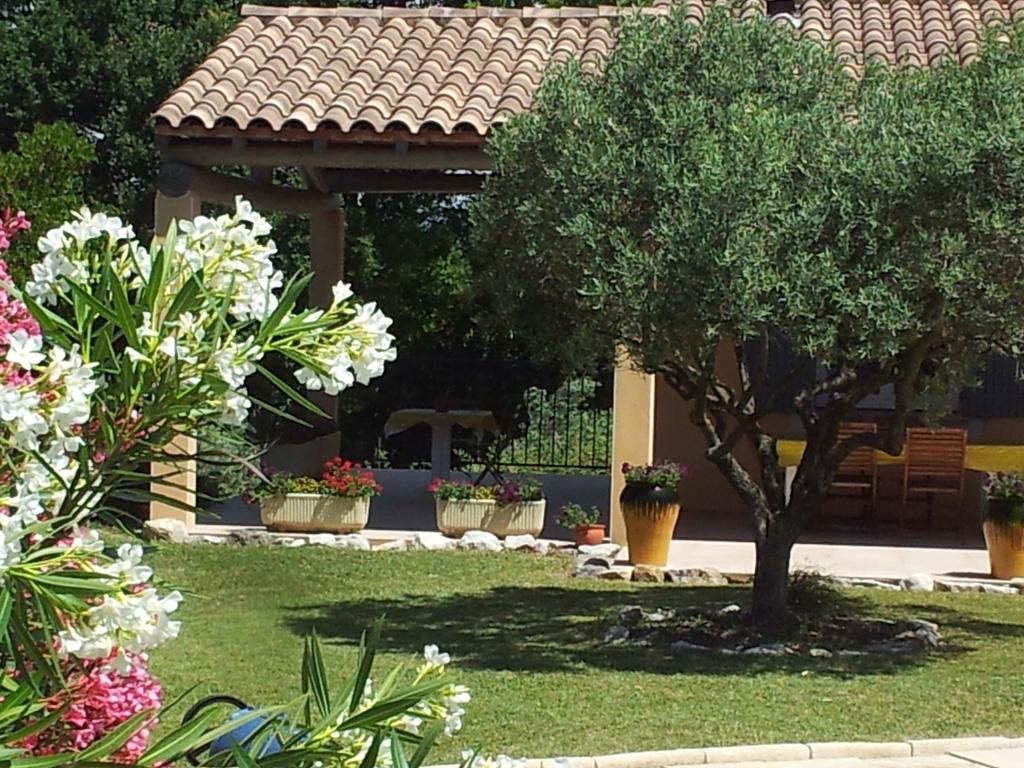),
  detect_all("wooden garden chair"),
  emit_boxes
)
[827,421,879,521]
[901,427,967,528]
